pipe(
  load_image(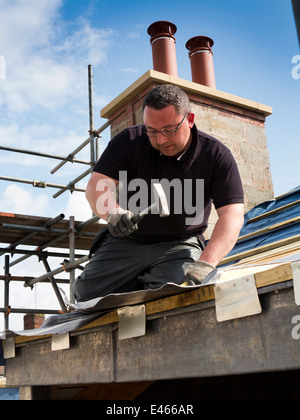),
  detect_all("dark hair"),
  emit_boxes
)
[143,84,191,115]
